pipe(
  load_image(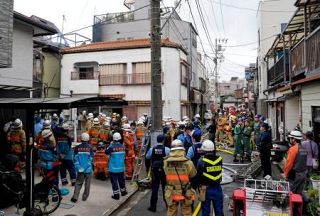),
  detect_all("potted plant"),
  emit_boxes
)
[306,189,320,215]
[310,173,320,189]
